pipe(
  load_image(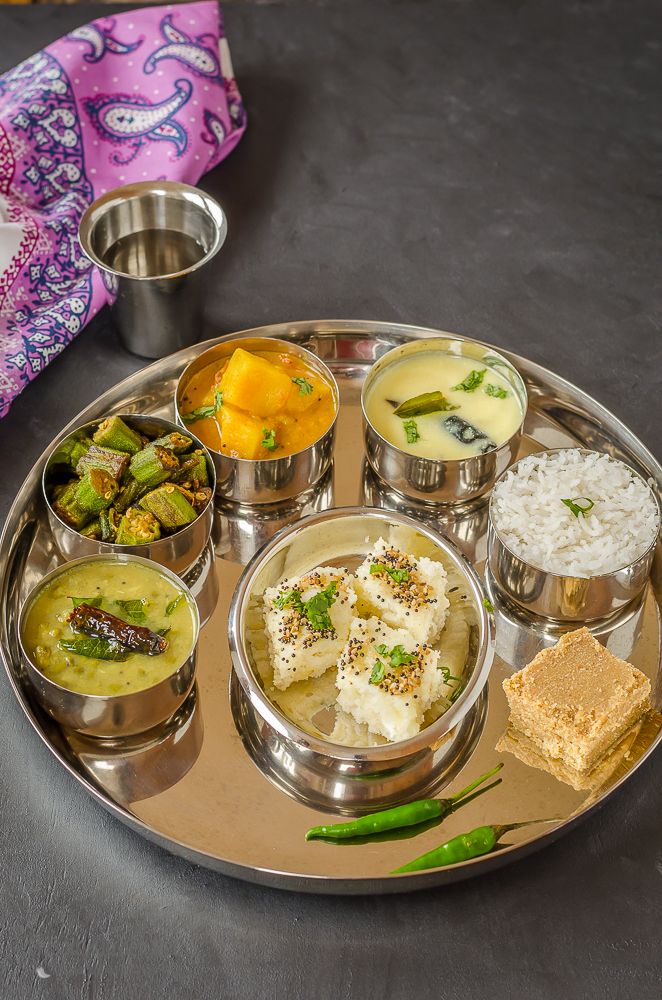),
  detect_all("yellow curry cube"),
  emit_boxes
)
[284,374,332,415]
[220,348,292,417]
[219,404,265,459]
